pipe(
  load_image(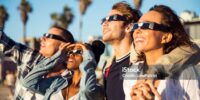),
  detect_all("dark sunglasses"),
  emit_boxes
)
[101,14,127,24]
[67,50,83,56]
[43,33,67,42]
[131,22,170,32]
